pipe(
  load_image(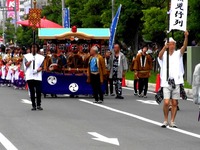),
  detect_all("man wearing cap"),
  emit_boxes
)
[87,46,106,103]
[158,31,189,128]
